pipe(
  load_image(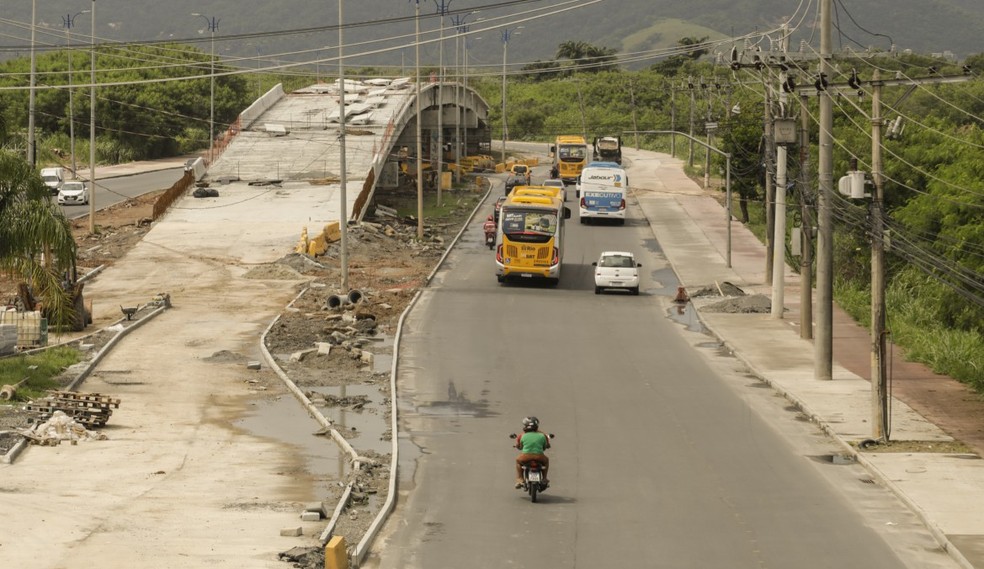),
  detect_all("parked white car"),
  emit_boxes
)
[57,181,89,205]
[592,251,641,295]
